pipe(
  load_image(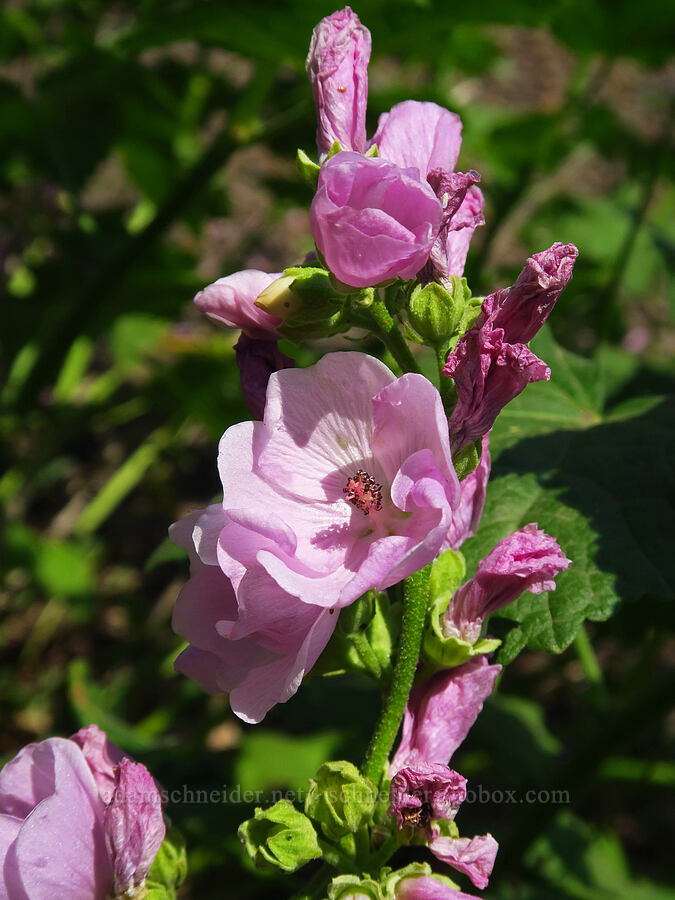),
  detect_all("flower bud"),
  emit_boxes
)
[408,277,471,346]
[238,799,321,873]
[254,274,303,319]
[329,873,383,899]
[305,760,377,841]
[104,758,166,897]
